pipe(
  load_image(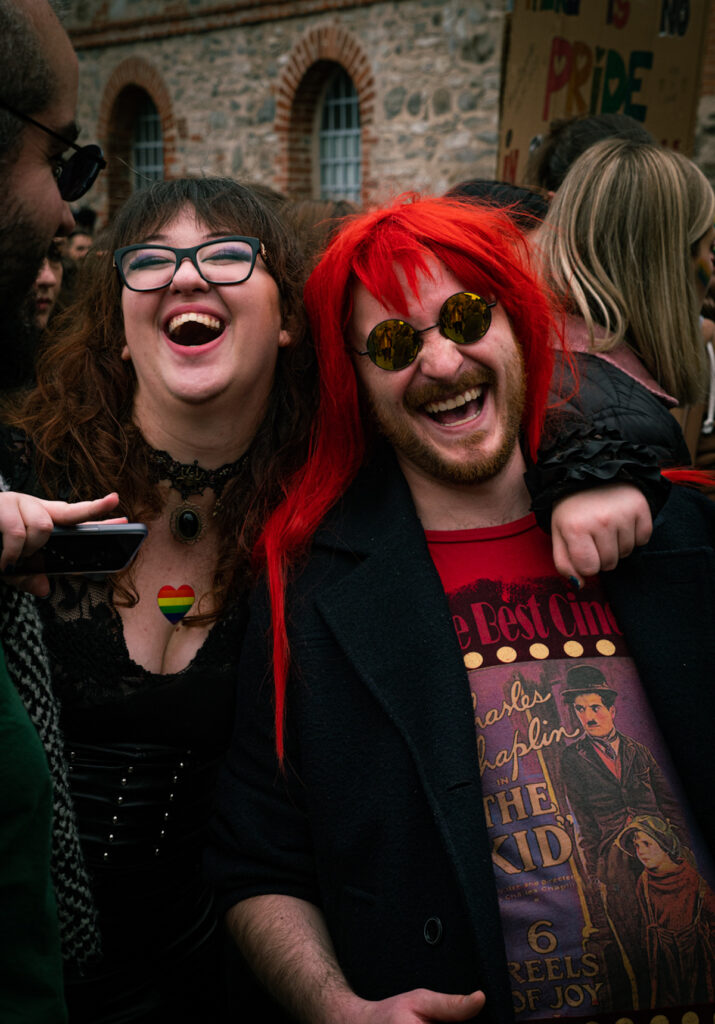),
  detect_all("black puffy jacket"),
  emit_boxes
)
[526,351,688,529]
